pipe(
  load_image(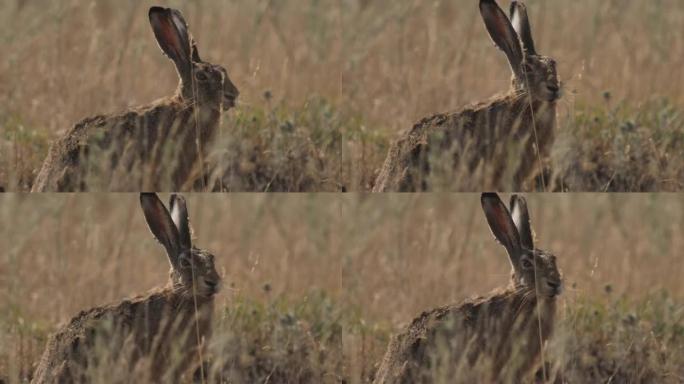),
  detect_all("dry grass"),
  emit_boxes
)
[342,193,684,383]
[1,194,683,382]
[1,0,683,191]
[0,194,346,382]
